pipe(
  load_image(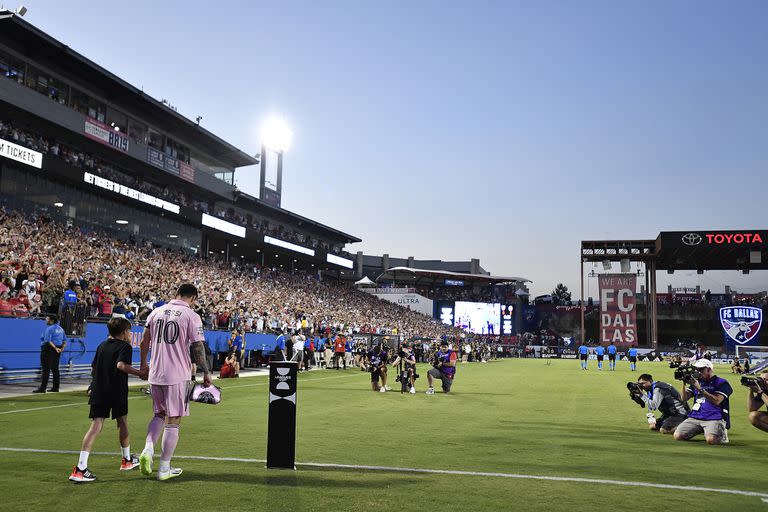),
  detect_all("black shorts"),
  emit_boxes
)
[657,415,686,432]
[580,354,588,361]
[89,400,128,420]
[629,356,637,363]
[597,356,604,361]
[609,354,616,361]
[371,369,382,382]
